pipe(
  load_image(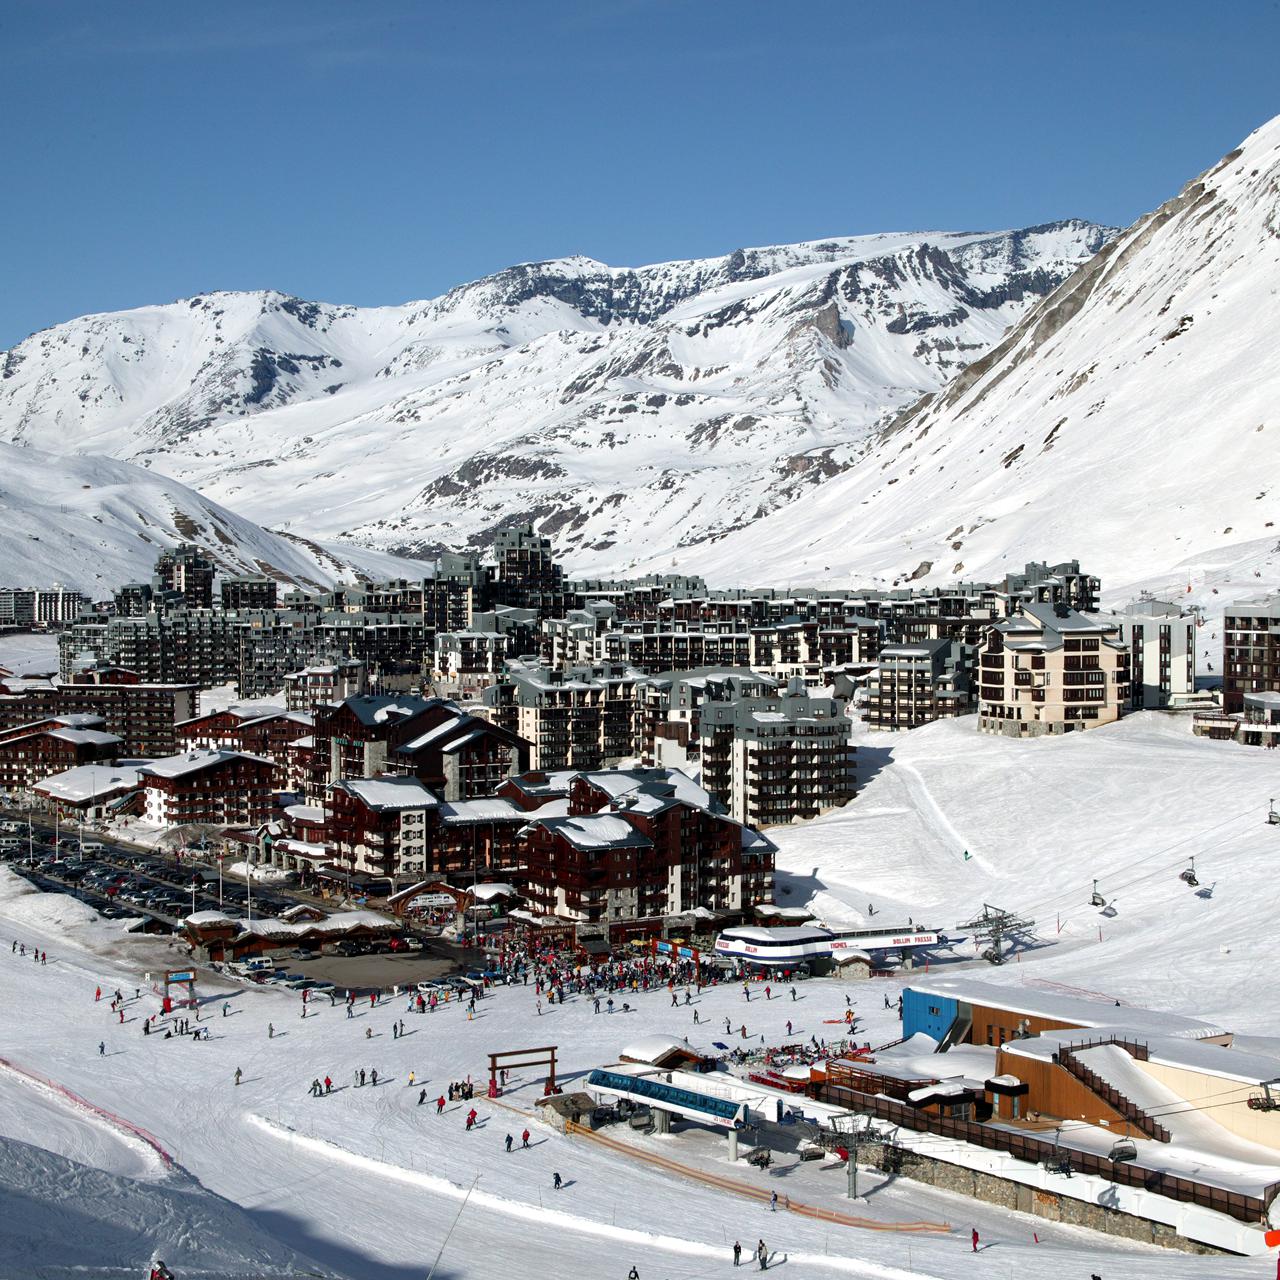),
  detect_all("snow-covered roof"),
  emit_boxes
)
[46,728,120,747]
[139,749,274,779]
[439,798,523,824]
[526,813,652,851]
[283,803,325,824]
[33,763,143,802]
[472,882,518,901]
[618,1034,702,1065]
[908,978,1226,1040]
[337,776,438,810]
